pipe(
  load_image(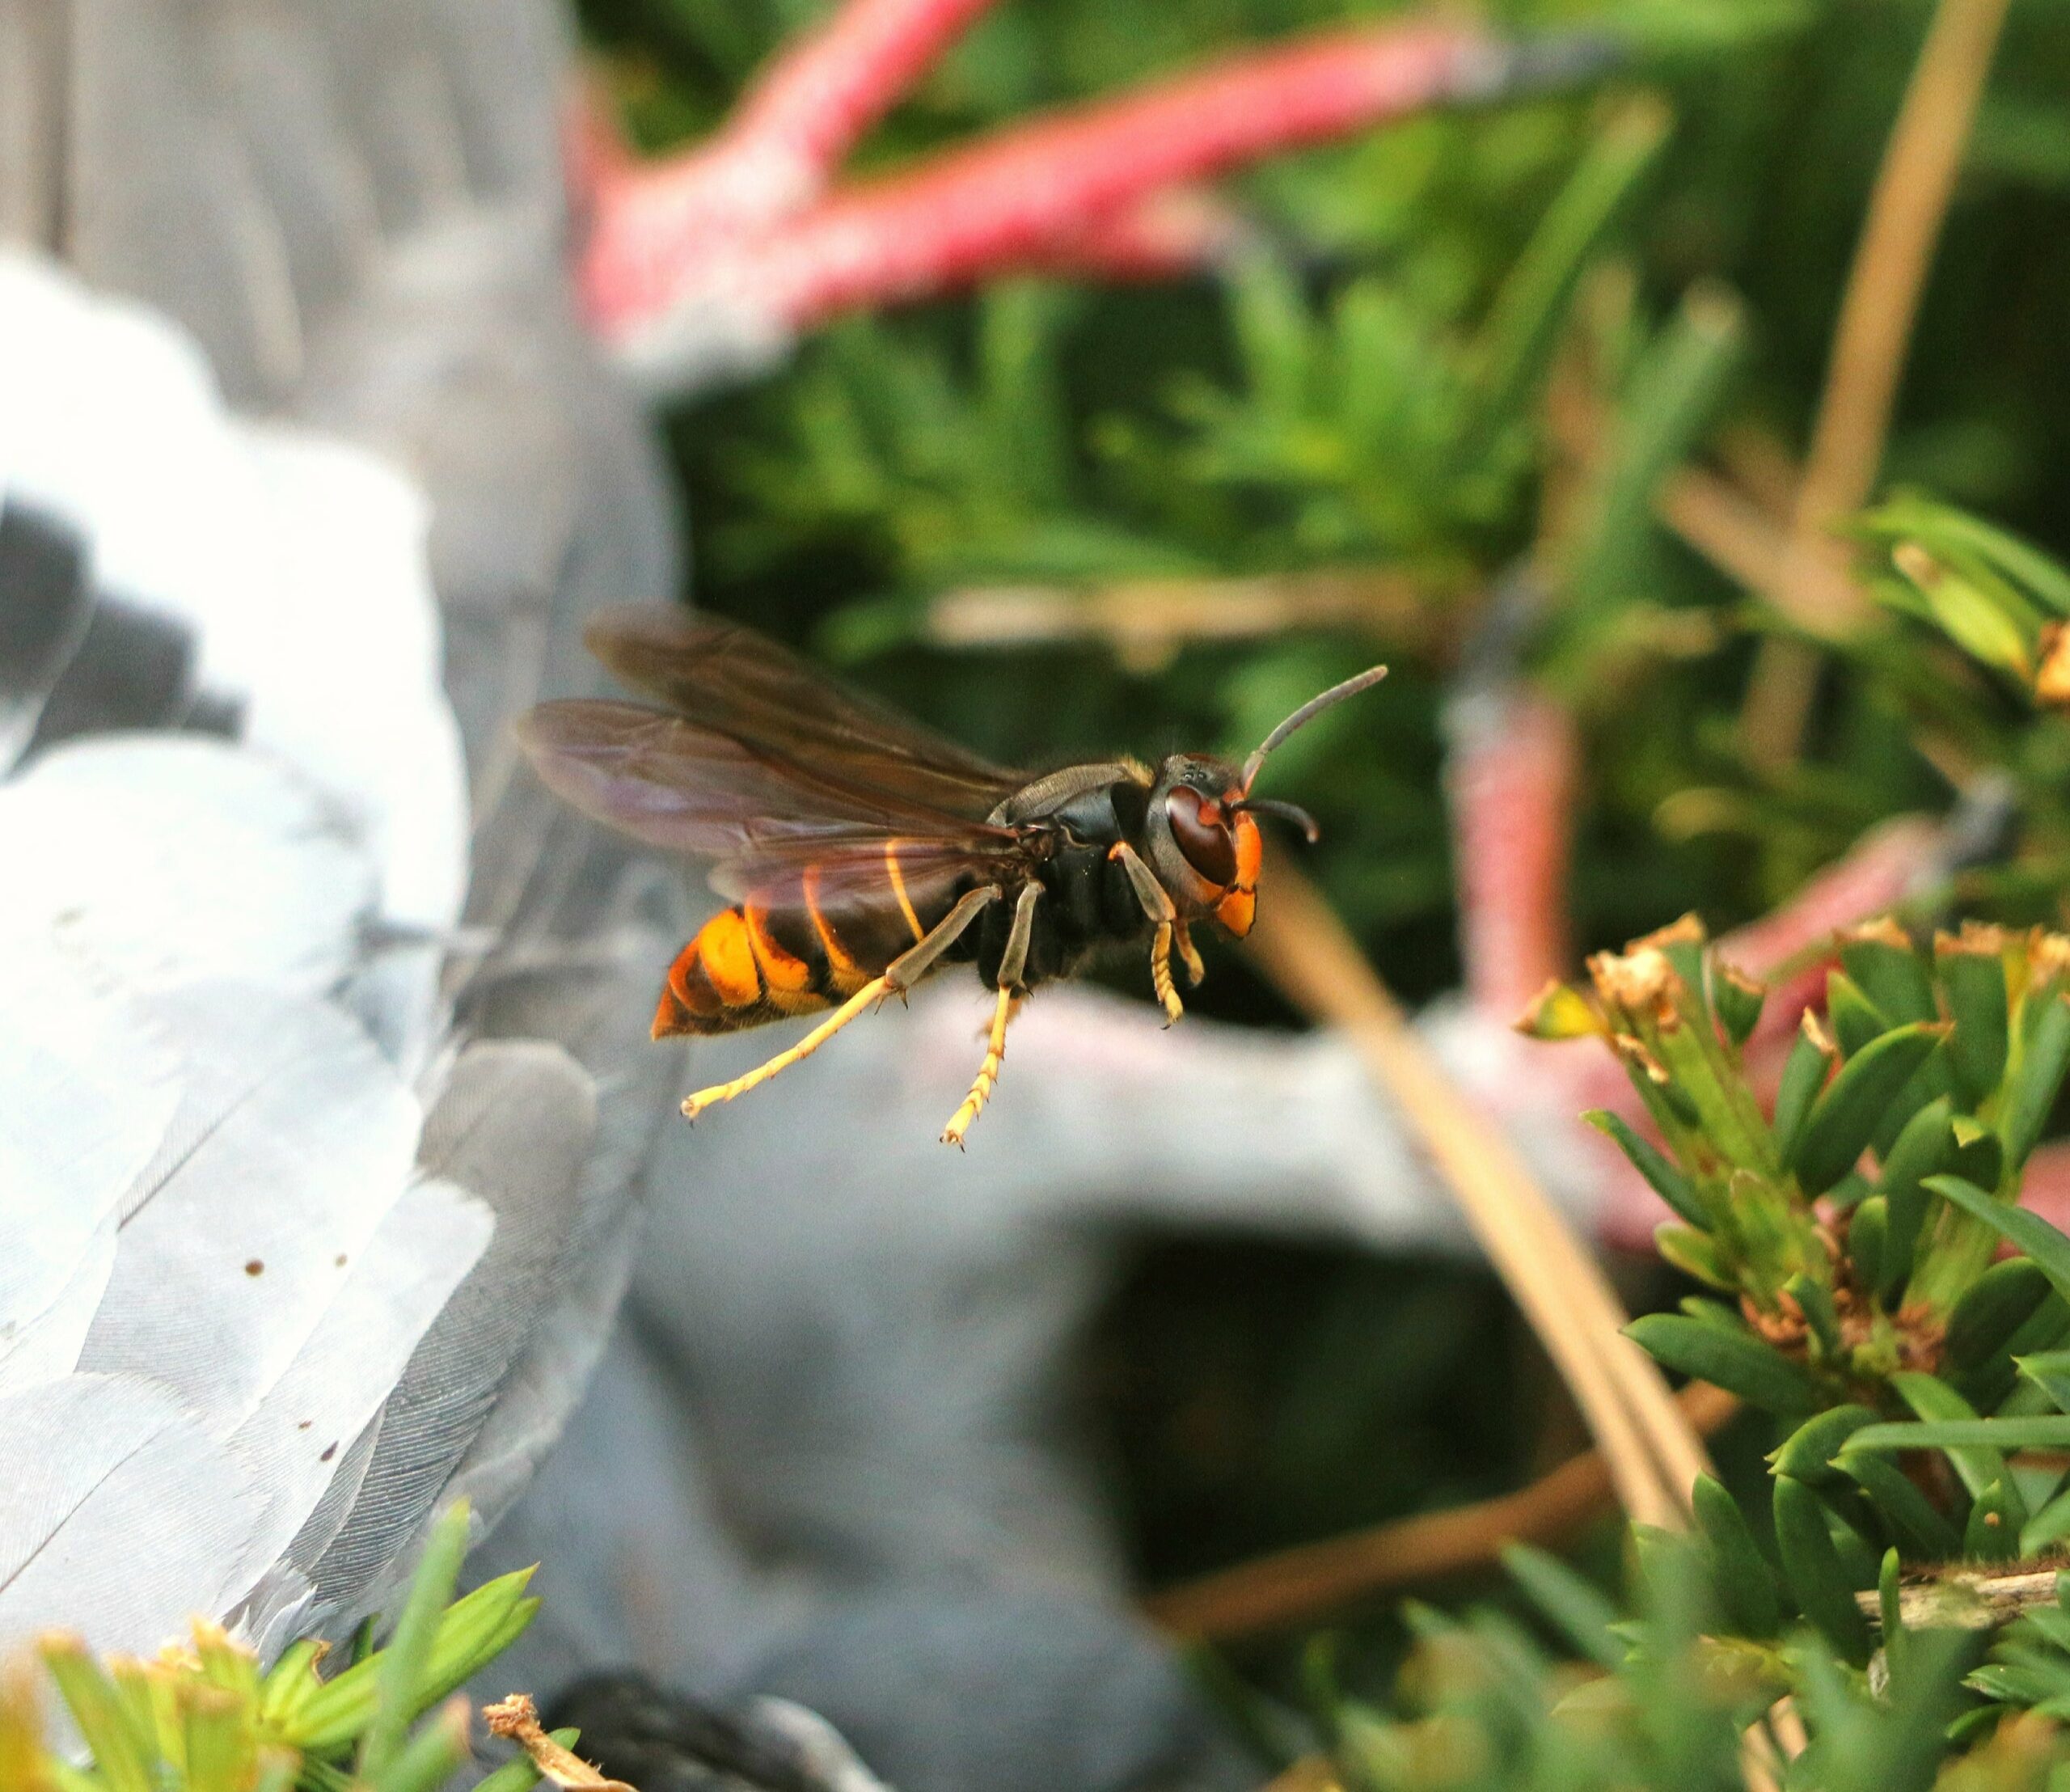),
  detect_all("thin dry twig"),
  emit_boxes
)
[1853,1566,2068,1630]
[1146,1382,1738,1639]
[1744,0,2012,763]
[484,1693,635,1792]
[1244,857,1714,1534]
